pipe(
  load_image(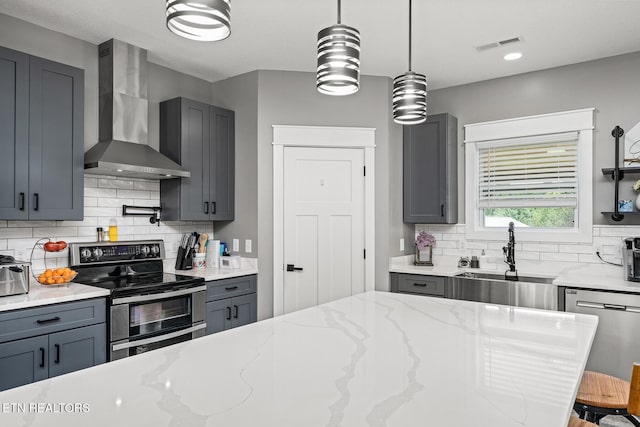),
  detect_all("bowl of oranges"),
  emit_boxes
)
[37,268,77,286]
